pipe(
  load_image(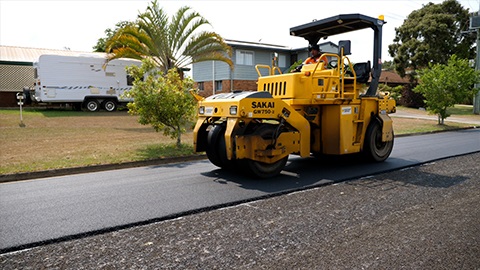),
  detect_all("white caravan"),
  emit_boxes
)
[32,54,141,111]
